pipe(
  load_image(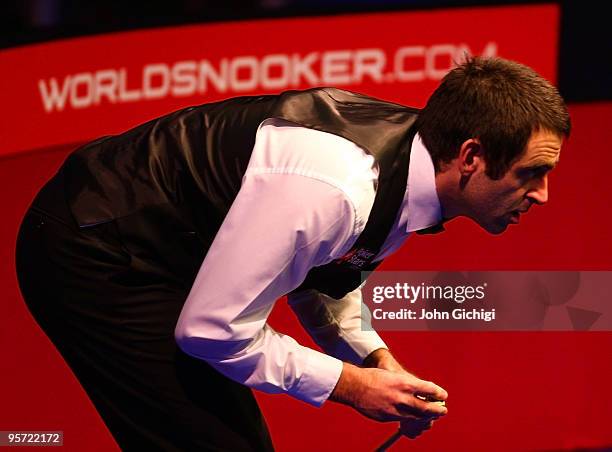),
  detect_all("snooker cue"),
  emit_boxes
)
[375,396,446,450]
[375,429,403,451]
